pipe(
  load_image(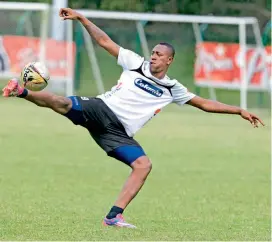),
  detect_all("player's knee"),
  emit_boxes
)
[51,96,72,114]
[131,156,152,173]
